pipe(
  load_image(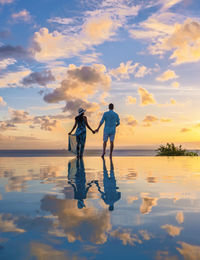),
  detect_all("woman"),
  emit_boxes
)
[68,108,95,158]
